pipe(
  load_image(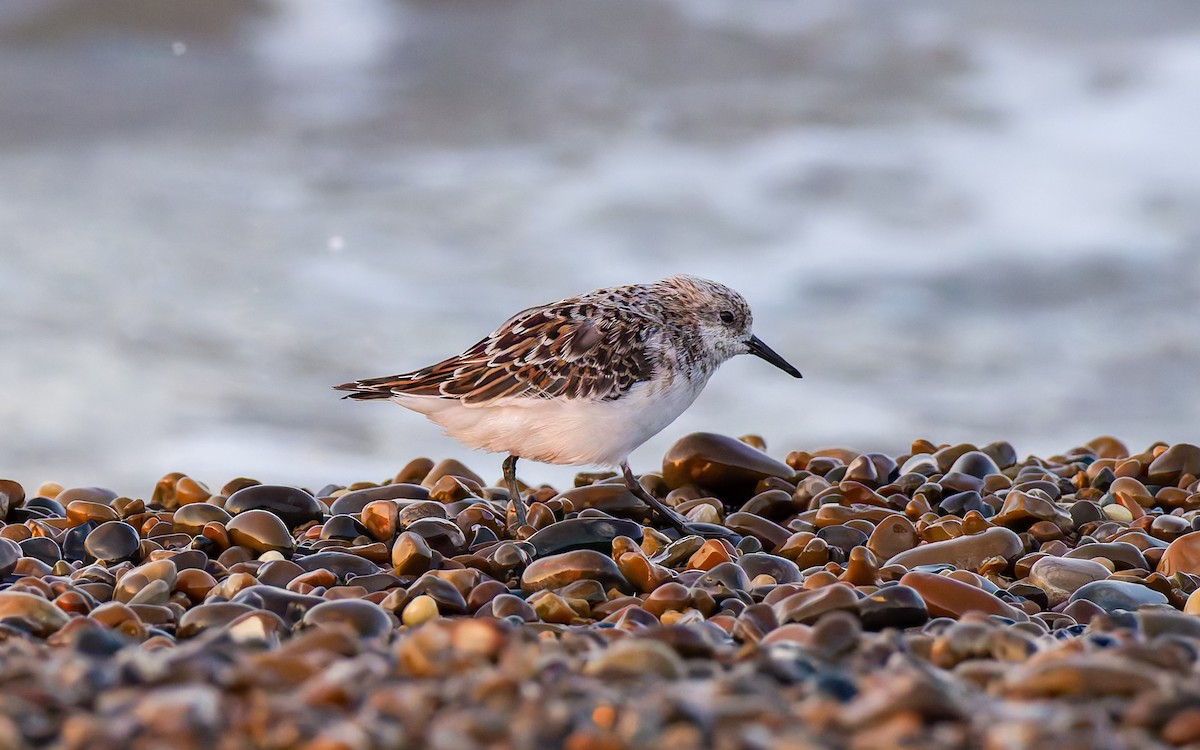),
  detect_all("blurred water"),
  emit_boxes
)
[1,0,1199,497]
